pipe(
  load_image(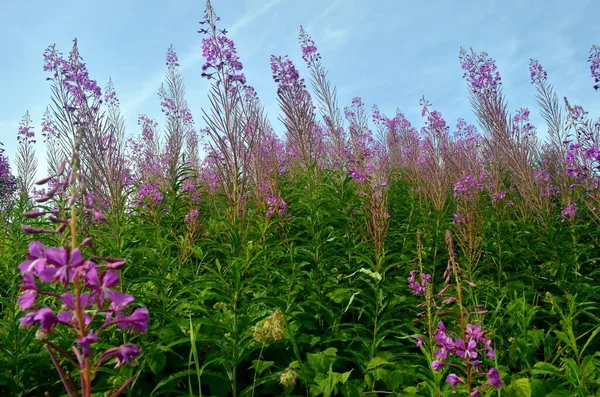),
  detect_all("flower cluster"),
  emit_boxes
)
[201,35,245,84]
[432,321,501,393]
[253,310,285,344]
[270,55,304,94]
[410,231,502,395]
[0,143,18,216]
[529,59,547,85]
[535,169,561,200]
[453,174,486,202]
[137,181,163,207]
[18,242,149,338]
[17,142,148,397]
[266,194,288,218]
[279,368,297,387]
[43,40,102,117]
[563,99,600,212]
[298,26,321,65]
[166,44,180,71]
[561,200,577,223]
[408,270,431,295]
[589,45,600,91]
[459,48,502,97]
